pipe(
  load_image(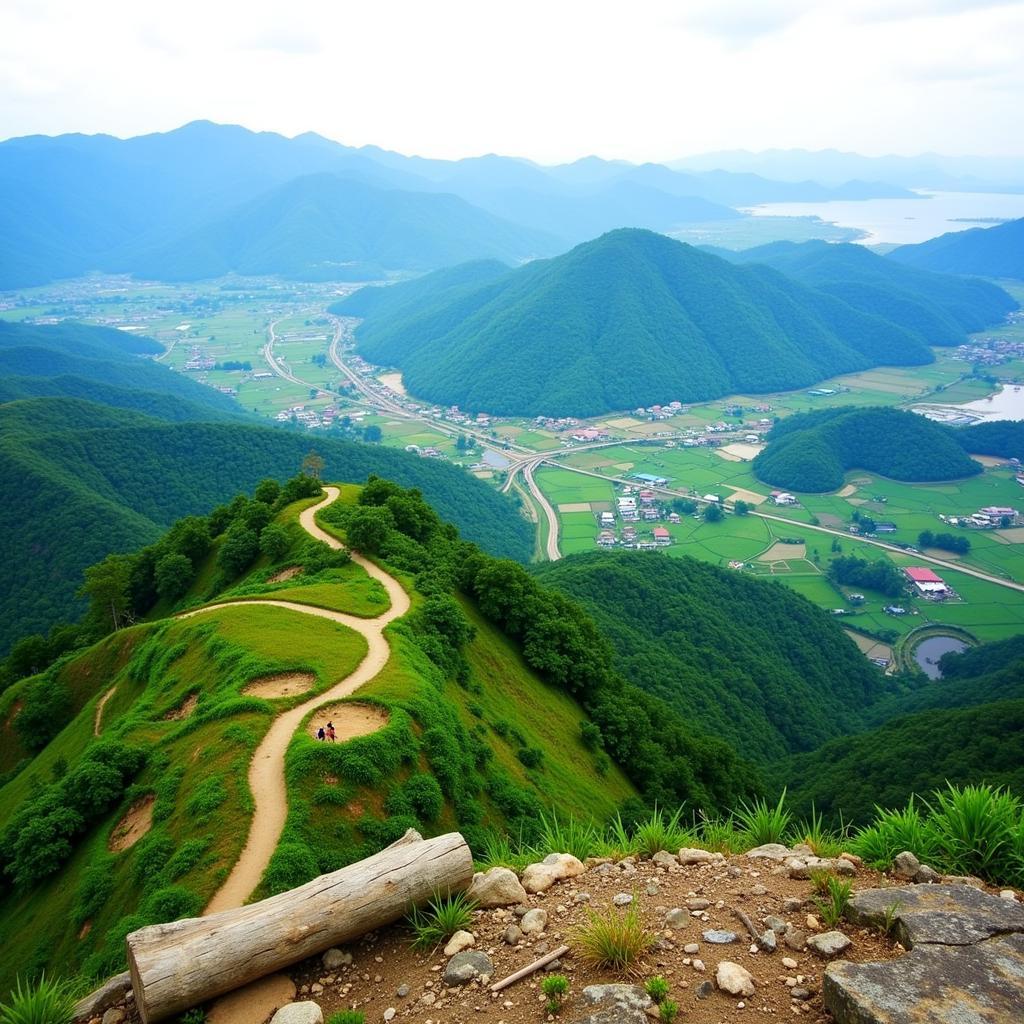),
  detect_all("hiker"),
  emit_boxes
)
[327,721,336,742]
[316,726,325,741]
